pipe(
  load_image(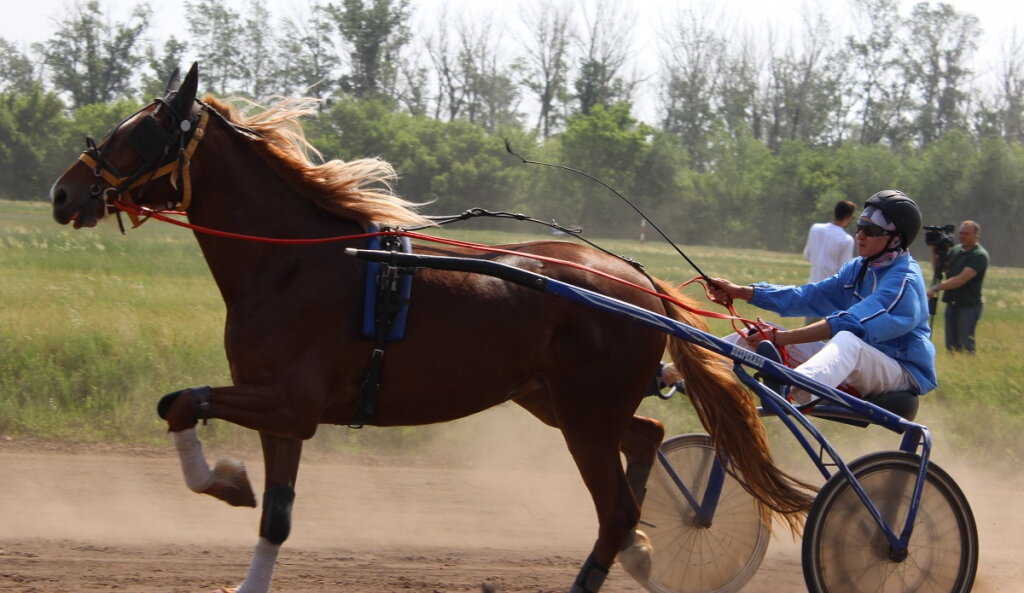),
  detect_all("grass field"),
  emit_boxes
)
[2,199,1021,466]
